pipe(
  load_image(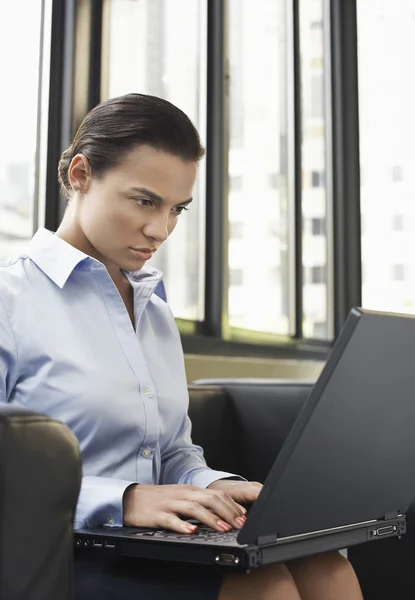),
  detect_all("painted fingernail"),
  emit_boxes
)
[236,516,246,527]
[217,520,231,531]
[186,524,197,532]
